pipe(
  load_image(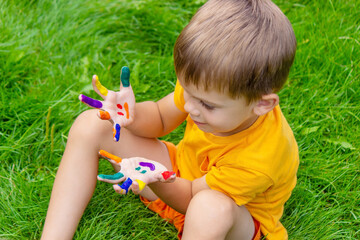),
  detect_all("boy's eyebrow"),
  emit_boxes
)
[179,80,225,107]
[193,96,222,107]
